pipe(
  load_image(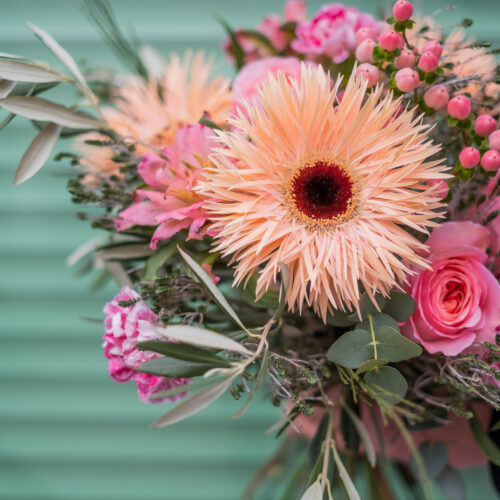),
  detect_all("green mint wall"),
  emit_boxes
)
[0,1,498,499]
